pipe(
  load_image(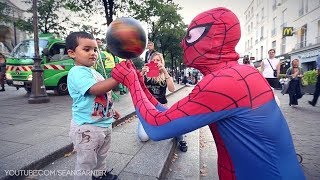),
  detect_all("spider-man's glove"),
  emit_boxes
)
[126,60,164,108]
[111,61,137,88]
